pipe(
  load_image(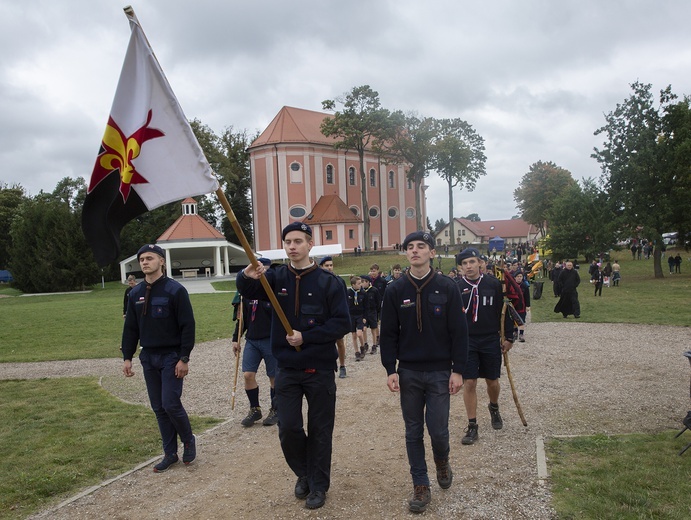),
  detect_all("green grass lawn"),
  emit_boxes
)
[0,378,220,520]
[548,433,691,519]
[0,247,689,518]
